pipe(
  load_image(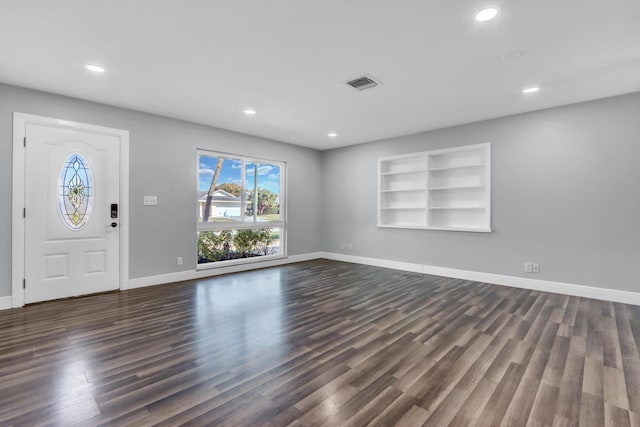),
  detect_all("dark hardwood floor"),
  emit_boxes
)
[1,259,639,426]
